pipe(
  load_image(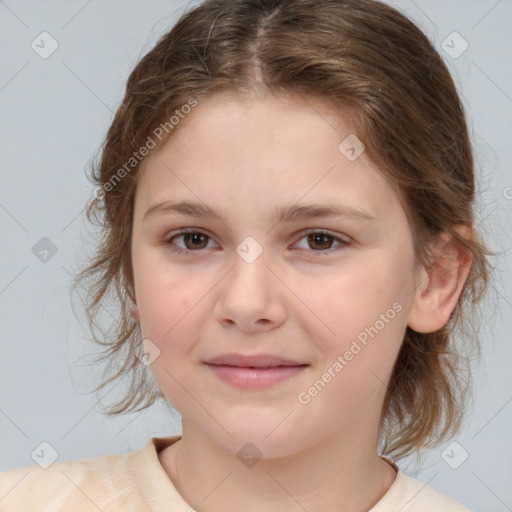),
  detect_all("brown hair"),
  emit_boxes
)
[73,0,496,460]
